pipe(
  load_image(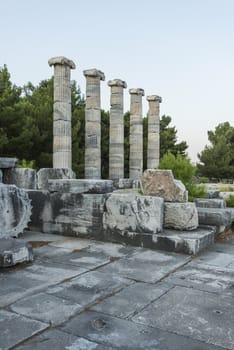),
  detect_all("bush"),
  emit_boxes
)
[217,184,234,192]
[158,152,206,201]
[199,176,209,183]
[226,194,234,207]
